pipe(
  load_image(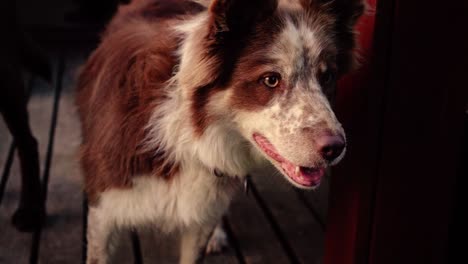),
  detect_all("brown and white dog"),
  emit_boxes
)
[76,0,364,263]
